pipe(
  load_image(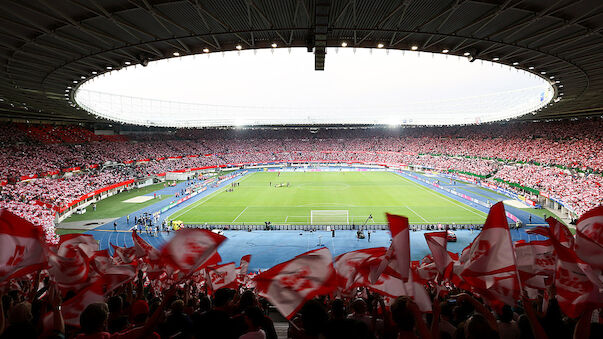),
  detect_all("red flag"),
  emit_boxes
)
[54,278,105,327]
[132,230,160,262]
[160,229,226,274]
[514,240,555,290]
[424,231,457,278]
[0,209,48,284]
[334,247,387,291]
[254,248,336,319]
[111,244,137,264]
[547,217,602,318]
[386,213,410,280]
[575,206,603,269]
[459,202,520,307]
[239,254,252,277]
[206,262,237,291]
[89,250,136,293]
[47,234,99,293]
